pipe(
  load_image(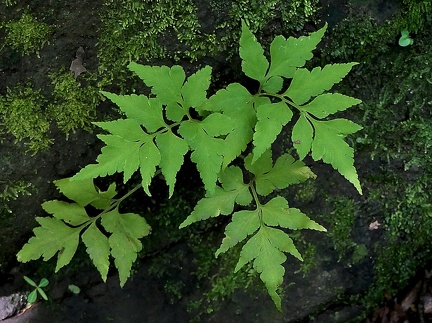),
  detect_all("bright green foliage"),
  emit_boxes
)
[203,83,256,167]
[73,64,222,195]
[267,23,326,79]
[238,21,362,193]
[73,120,161,195]
[101,210,150,286]
[284,63,358,105]
[18,22,361,310]
[23,276,49,304]
[203,150,323,310]
[240,21,269,83]
[17,178,150,286]
[244,151,316,196]
[17,216,81,272]
[82,223,111,281]
[253,101,293,162]
[2,13,51,56]
[179,166,252,228]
